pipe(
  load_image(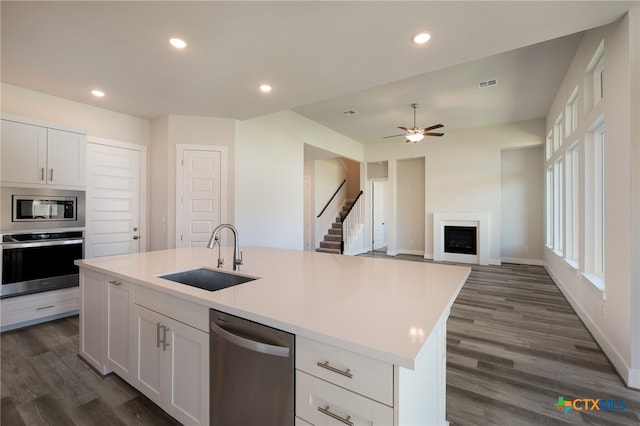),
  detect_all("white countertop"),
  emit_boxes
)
[77,246,470,369]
